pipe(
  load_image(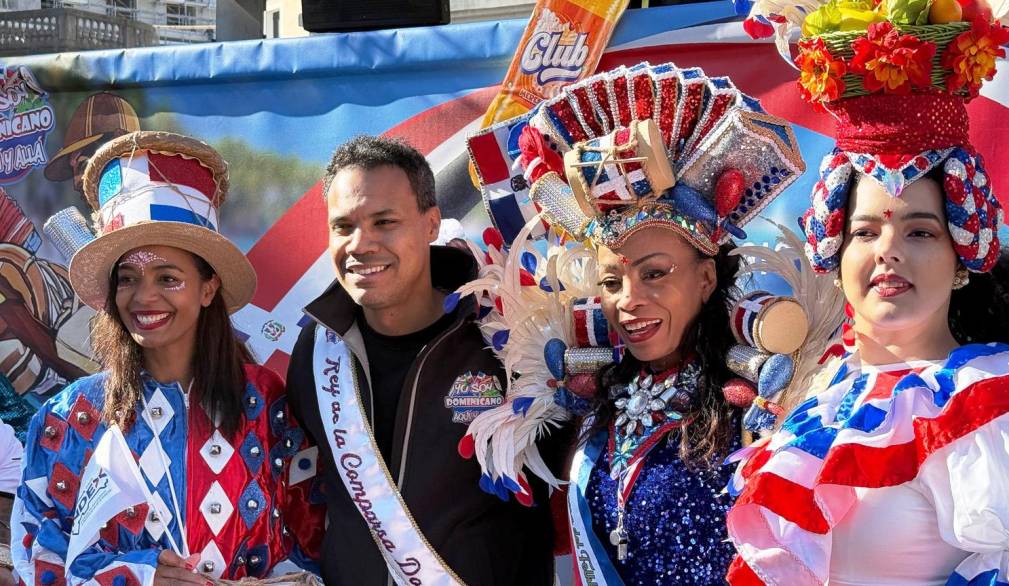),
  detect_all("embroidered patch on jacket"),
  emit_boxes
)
[444,371,504,423]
